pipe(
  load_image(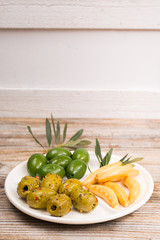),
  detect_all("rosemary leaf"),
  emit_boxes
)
[104,148,113,165]
[69,129,83,141]
[56,121,60,144]
[27,126,45,149]
[51,114,57,143]
[45,118,52,147]
[63,123,67,142]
